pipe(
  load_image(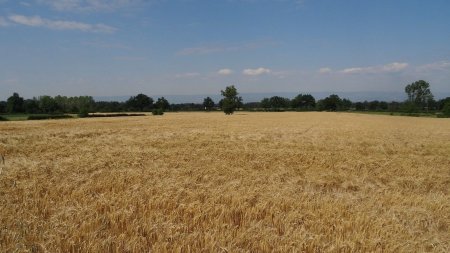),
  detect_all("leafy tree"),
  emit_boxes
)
[220,85,241,115]
[291,94,316,110]
[155,97,170,111]
[388,101,401,112]
[404,80,434,110]
[126,94,153,111]
[203,97,215,111]
[379,101,388,110]
[77,96,95,114]
[341,98,352,110]
[0,101,6,113]
[236,96,243,109]
[269,96,290,110]
[320,94,342,111]
[354,102,365,111]
[24,99,40,114]
[437,97,450,111]
[243,102,260,109]
[368,100,380,111]
[260,98,271,110]
[95,101,124,112]
[441,102,450,116]
[38,96,59,113]
[170,103,204,111]
[6,92,24,113]
[441,101,450,117]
